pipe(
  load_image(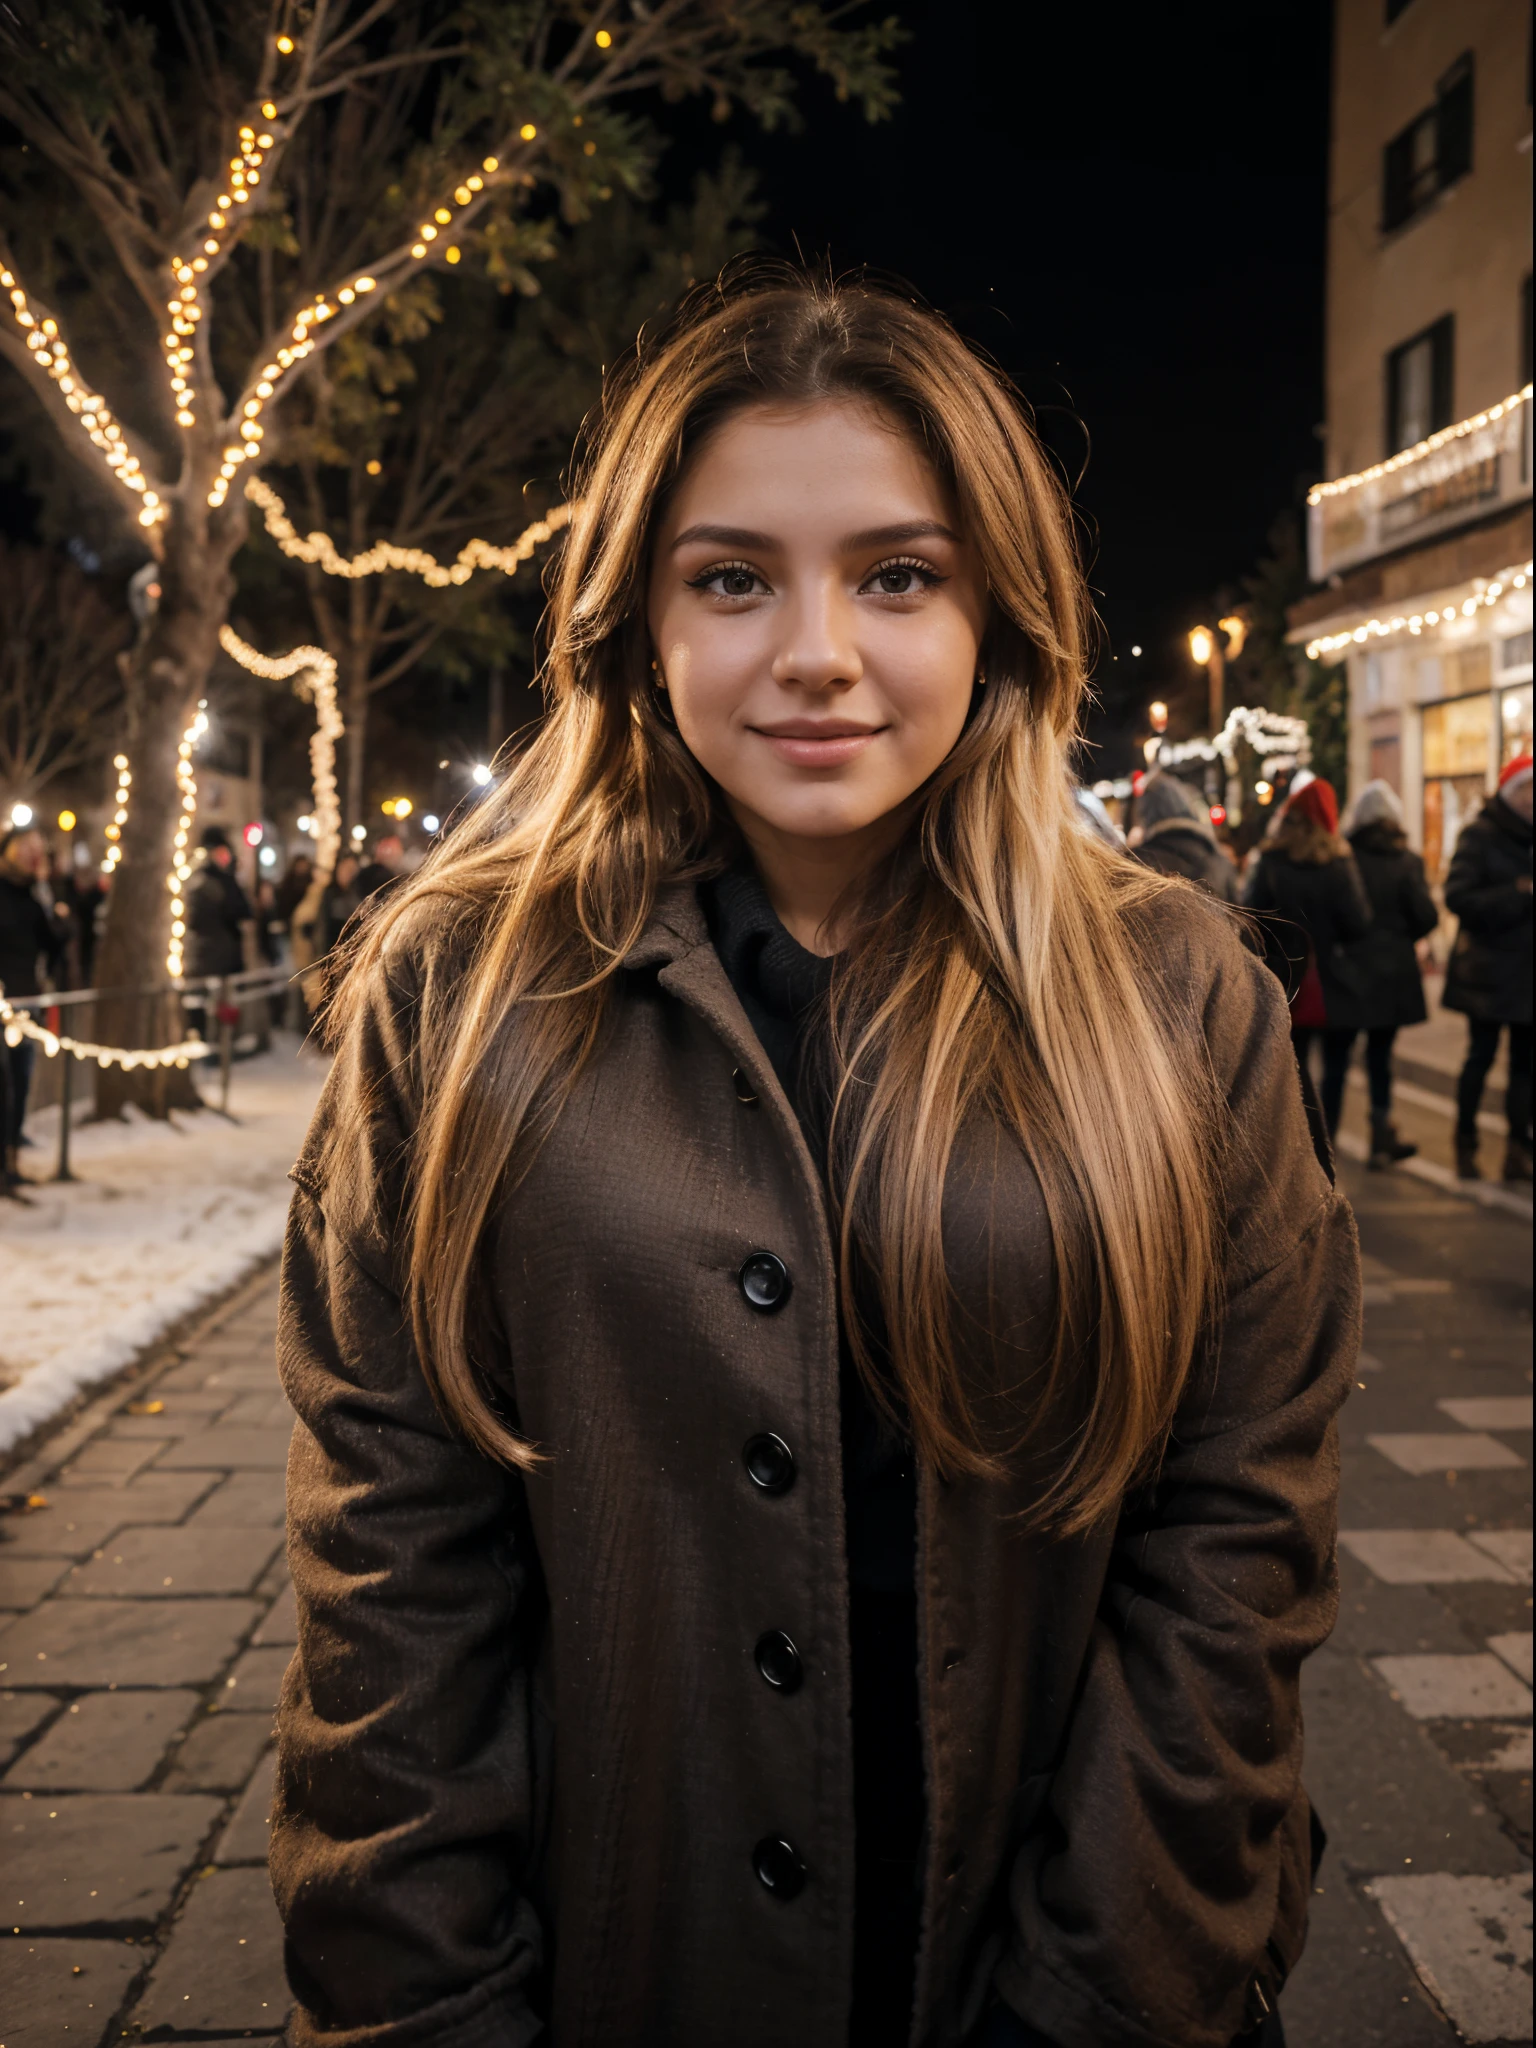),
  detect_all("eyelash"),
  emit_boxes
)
[685,554,945,597]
